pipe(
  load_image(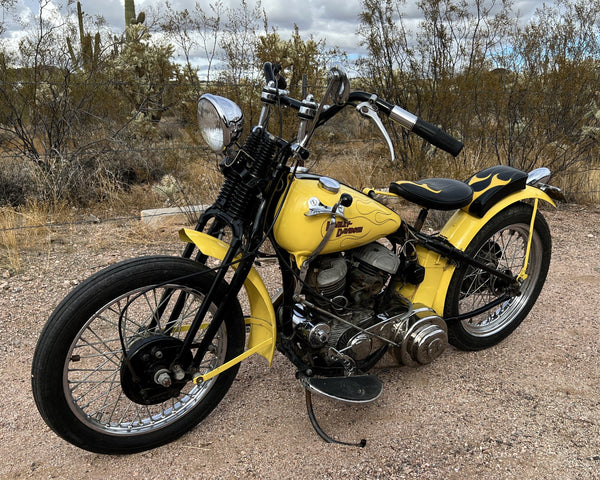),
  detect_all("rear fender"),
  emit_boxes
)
[179,229,276,369]
[398,186,555,316]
